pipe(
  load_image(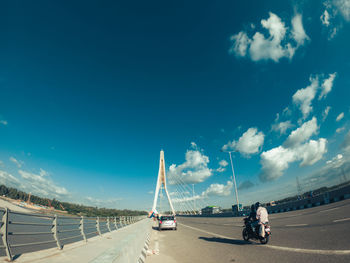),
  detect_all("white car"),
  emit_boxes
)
[158,215,177,230]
